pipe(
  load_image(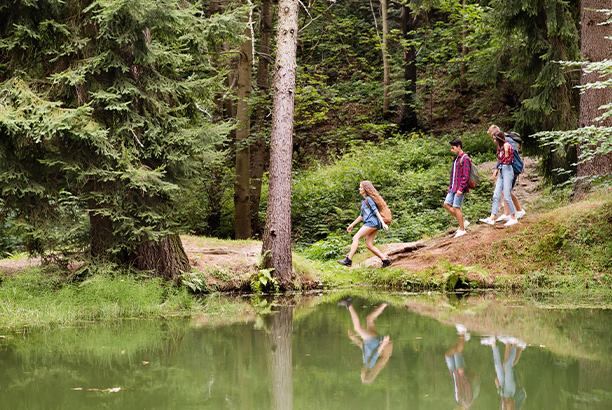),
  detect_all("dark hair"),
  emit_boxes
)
[493,130,505,149]
[449,138,462,148]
